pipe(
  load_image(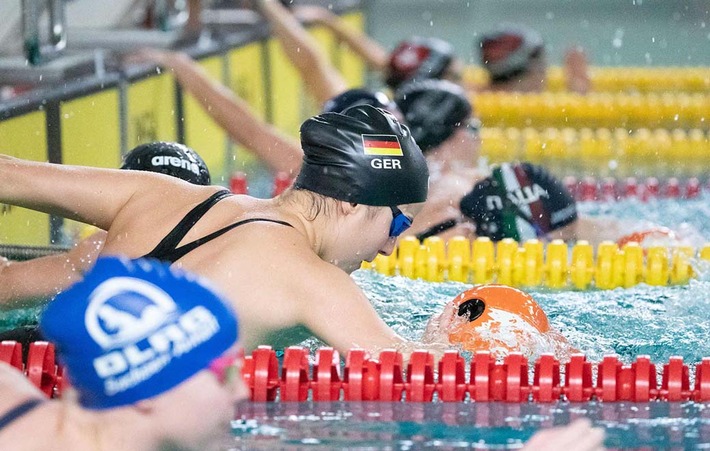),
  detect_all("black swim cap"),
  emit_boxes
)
[294,105,428,207]
[395,79,473,152]
[322,88,402,118]
[479,24,544,83]
[121,142,211,185]
[386,37,455,89]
